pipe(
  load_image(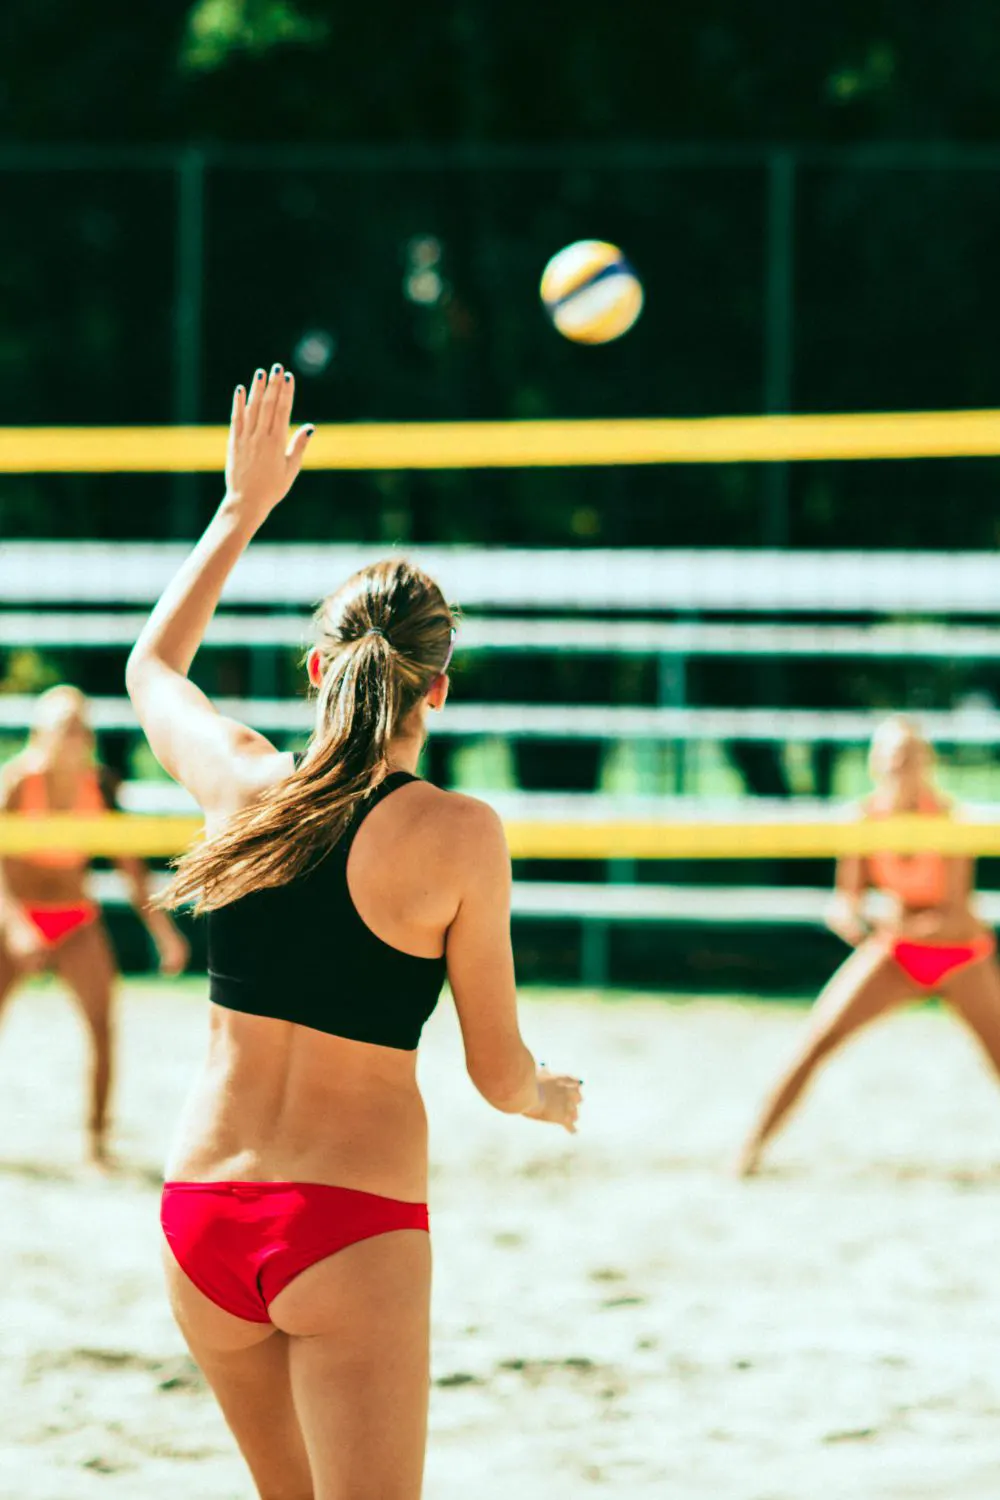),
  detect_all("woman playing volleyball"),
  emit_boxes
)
[0,685,188,1166]
[737,715,1000,1176]
[126,364,583,1500]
